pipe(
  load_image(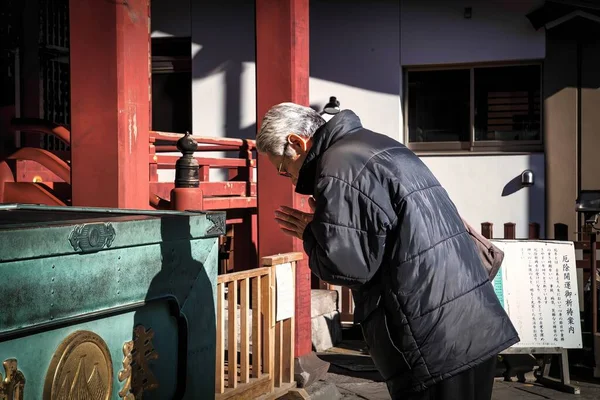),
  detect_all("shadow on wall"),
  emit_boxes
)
[188,1,257,141]
[151,0,402,140]
[538,5,600,238]
[310,0,401,97]
[498,156,545,238]
[133,214,217,398]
